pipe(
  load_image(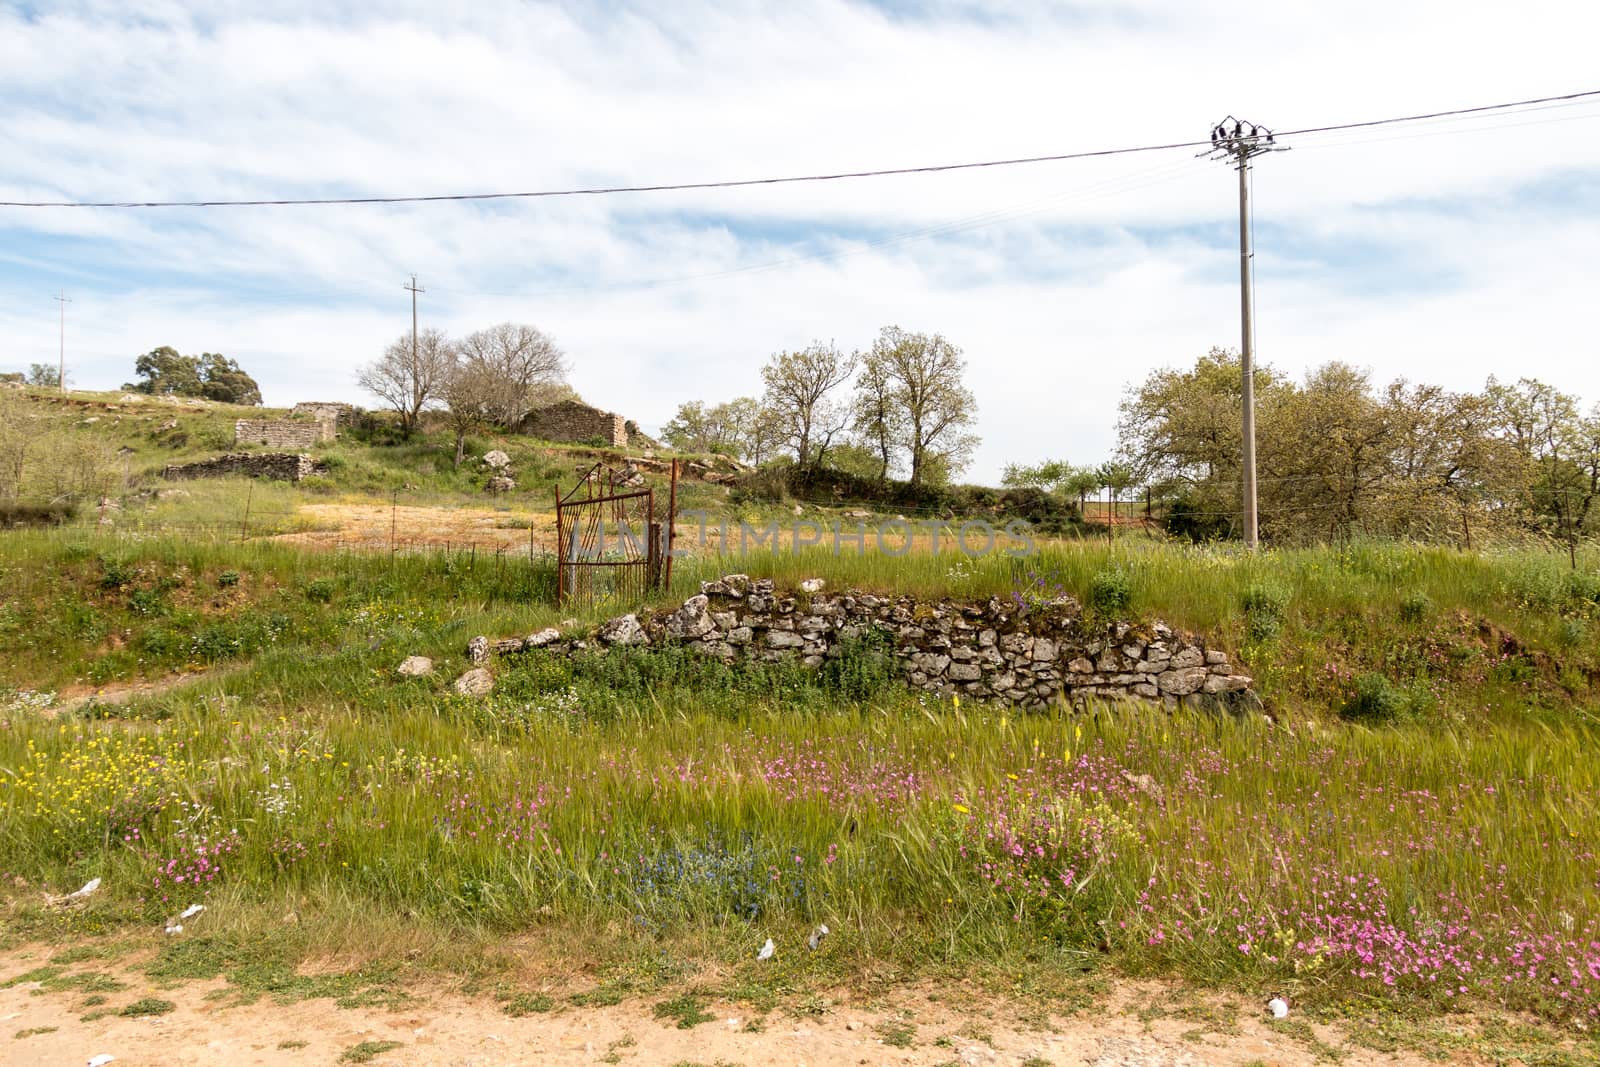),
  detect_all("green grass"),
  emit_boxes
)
[119,996,176,1016]
[3,529,1600,1038]
[340,1040,402,1063]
